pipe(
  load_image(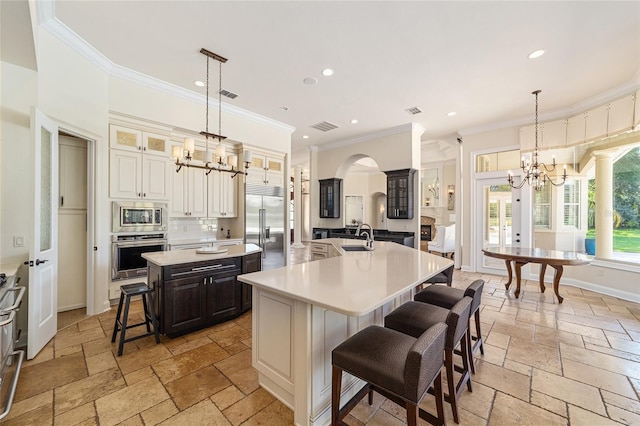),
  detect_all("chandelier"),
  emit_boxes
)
[507,90,567,191]
[172,48,250,178]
